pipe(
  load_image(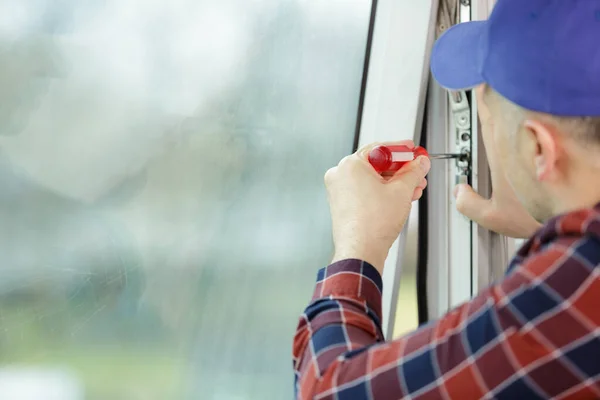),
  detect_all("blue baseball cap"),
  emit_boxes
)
[430,0,600,116]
